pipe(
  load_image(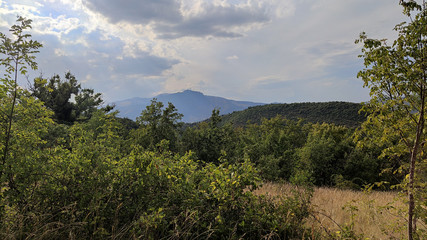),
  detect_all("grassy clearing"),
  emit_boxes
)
[254,182,420,239]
